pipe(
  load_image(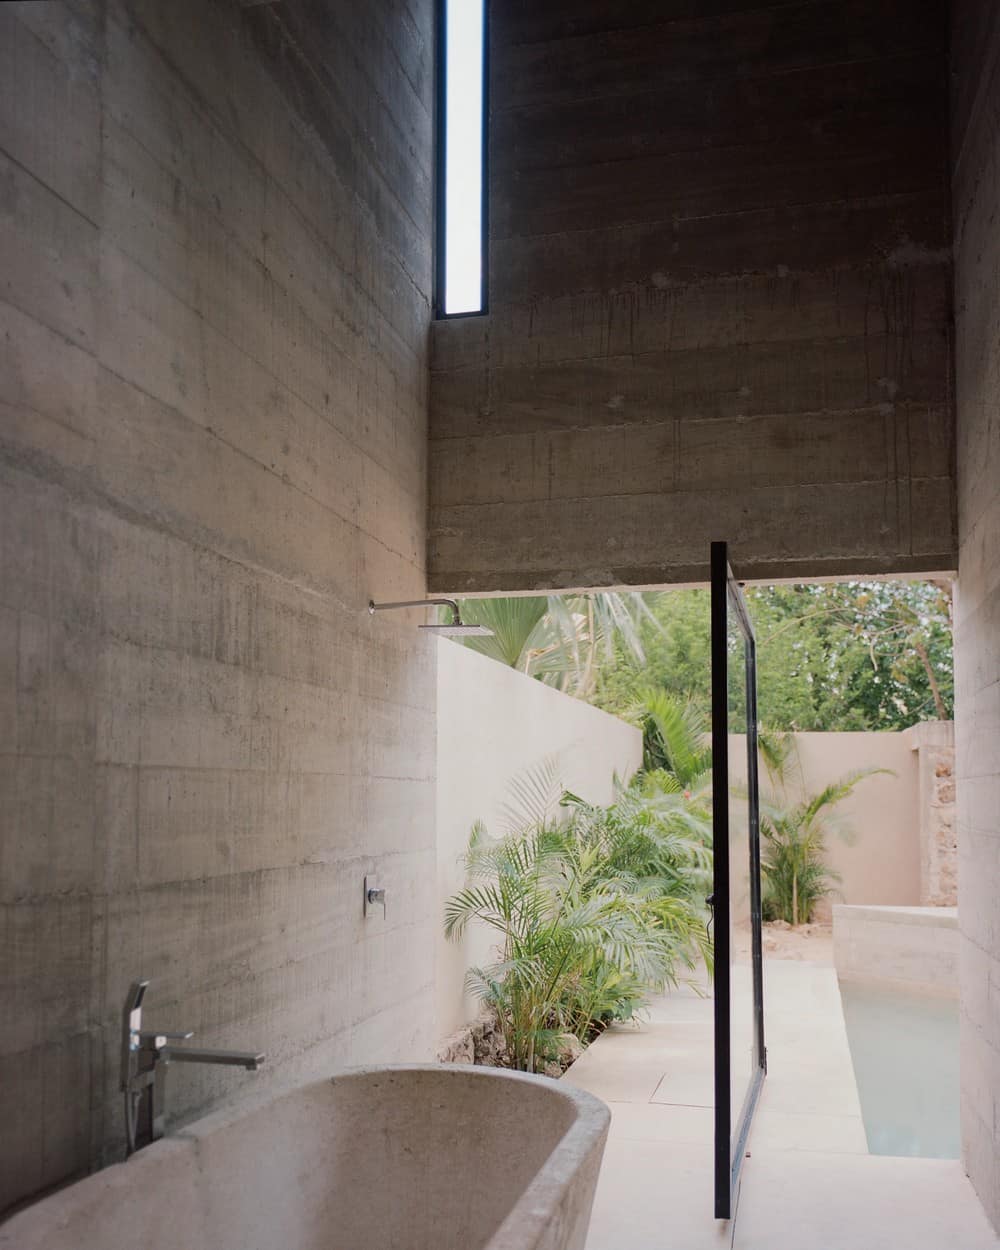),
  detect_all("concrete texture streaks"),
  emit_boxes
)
[428,0,955,592]
[952,0,1000,1229]
[435,640,642,1038]
[0,0,435,1214]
